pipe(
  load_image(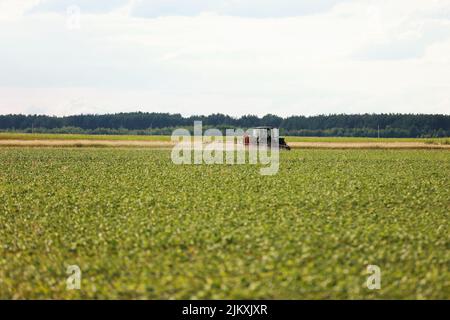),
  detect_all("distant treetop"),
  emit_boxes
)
[0,112,449,138]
